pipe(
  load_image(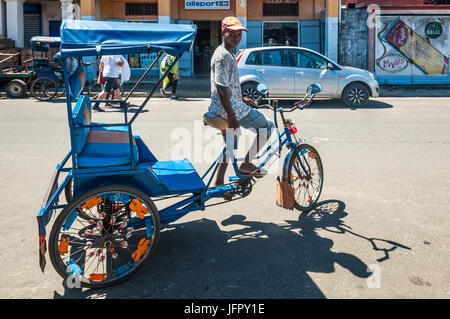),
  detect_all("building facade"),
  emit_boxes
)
[341,0,450,84]
[0,0,340,76]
